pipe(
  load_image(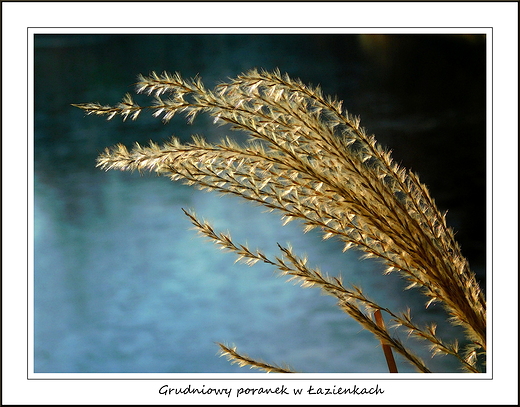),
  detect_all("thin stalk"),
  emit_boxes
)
[374,309,398,373]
